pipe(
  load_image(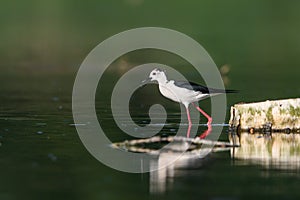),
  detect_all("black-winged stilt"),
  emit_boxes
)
[143,68,236,138]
